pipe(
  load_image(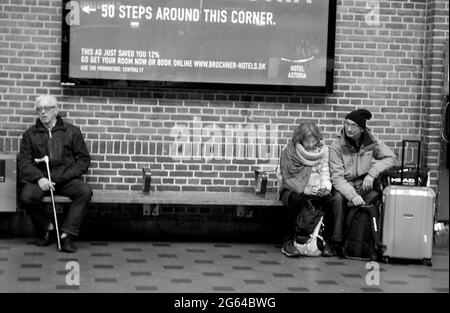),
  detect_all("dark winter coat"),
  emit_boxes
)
[18,116,91,185]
